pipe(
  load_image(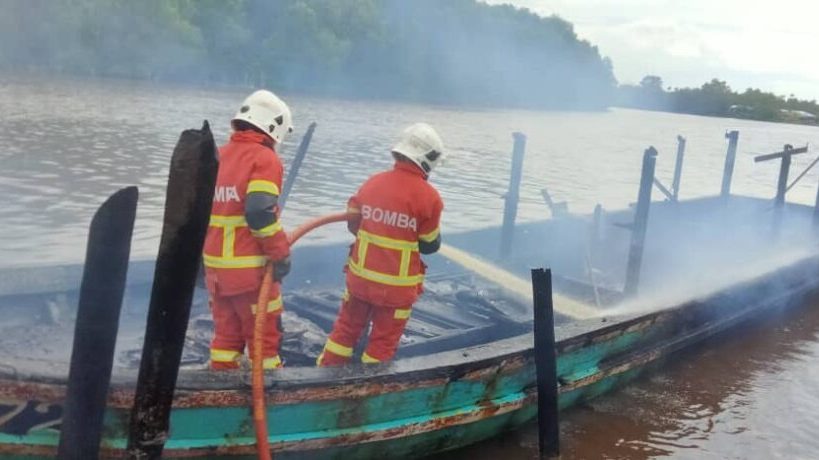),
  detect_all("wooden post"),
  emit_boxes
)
[127,122,218,459]
[773,145,794,237]
[279,121,317,211]
[500,132,526,259]
[532,268,559,459]
[57,187,138,460]
[624,147,657,296]
[774,145,794,208]
[672,135,686,201]
[591,204,602,253]
[752,144,808,236]
[813,176,819,230]
[721,130,739,198]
